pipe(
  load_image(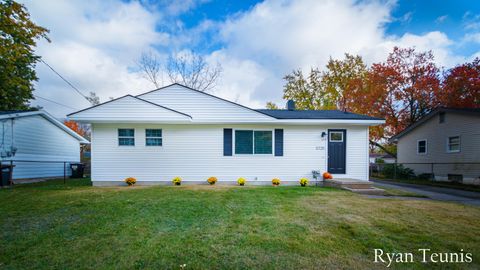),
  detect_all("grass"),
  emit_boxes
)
[372,176,480,193]
[381,187,429,198]
[1,178,479,269]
